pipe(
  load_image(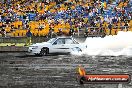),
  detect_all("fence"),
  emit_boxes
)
[0,36,50,44]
